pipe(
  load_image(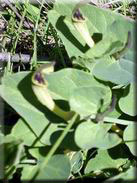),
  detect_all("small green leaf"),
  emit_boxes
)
[25,4,40,22]
[119,83,136,116]
[123,124,137,156]
[102,166,136,182]
[2,135,24,179]
[85,148,128,174]
[0,132,4,145]
[69,151,83,174]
